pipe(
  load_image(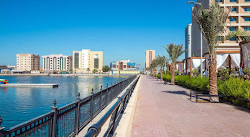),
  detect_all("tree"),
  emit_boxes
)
[165,44,185,85]
[156,55,168,80]
[193,3,229,102]
[227,30,250,42]
[102,66,110,72]
[149,59,158,77]
[92,69,98,73]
